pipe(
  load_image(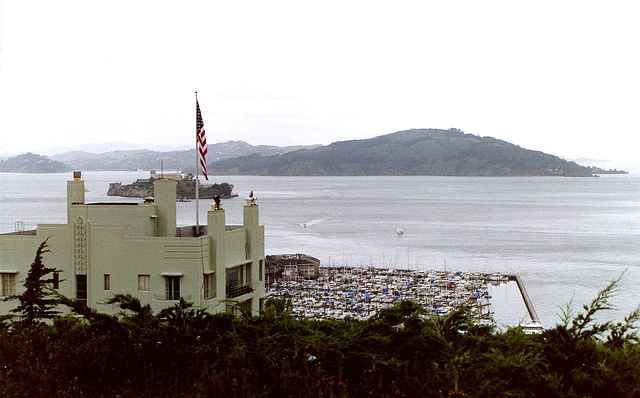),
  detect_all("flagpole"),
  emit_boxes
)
[195,91,200,235]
